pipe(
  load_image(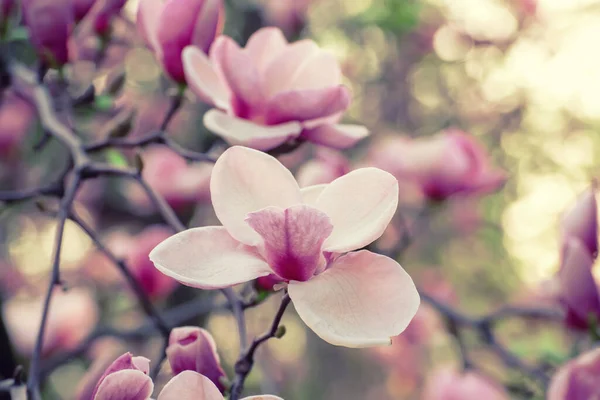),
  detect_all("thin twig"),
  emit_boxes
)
[230,294,291,400]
